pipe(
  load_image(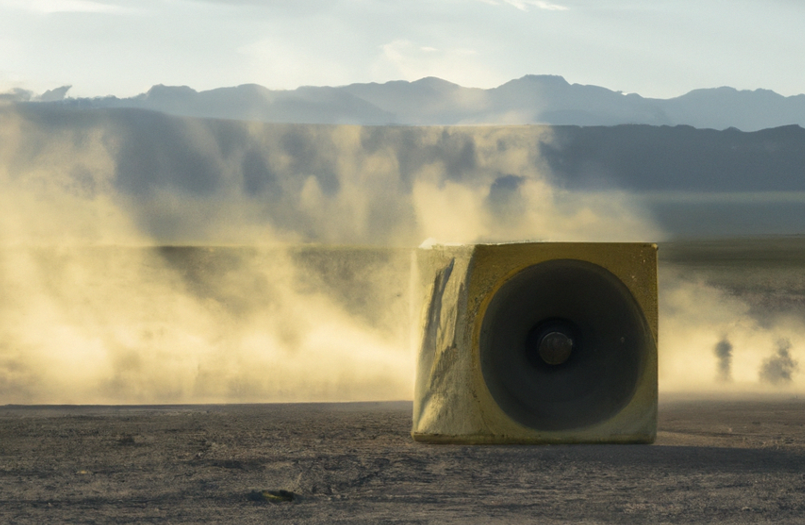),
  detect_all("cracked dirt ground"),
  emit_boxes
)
[1,396,805,524]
